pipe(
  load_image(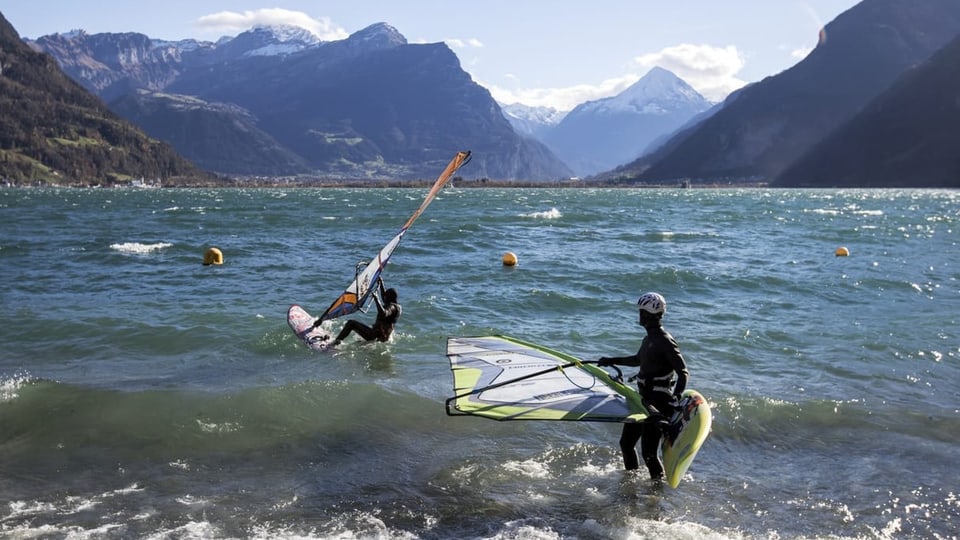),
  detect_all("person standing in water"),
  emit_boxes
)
[597,292,689,482]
